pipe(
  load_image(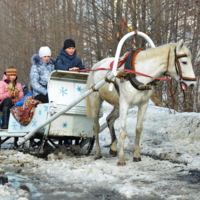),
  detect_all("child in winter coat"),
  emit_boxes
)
[30,46,55,103]
[0,66,24,129]
[55,39,85,71]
